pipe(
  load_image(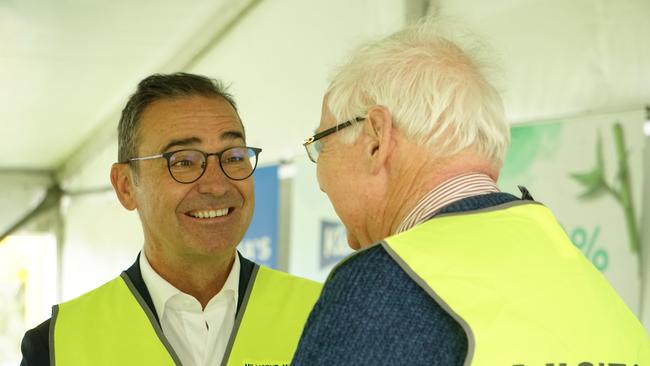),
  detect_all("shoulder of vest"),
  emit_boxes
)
[433,199,546,220]
[386,201,554,245]
[59,275,127,308]
[329,203,547,277]
[327,202,552,278]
